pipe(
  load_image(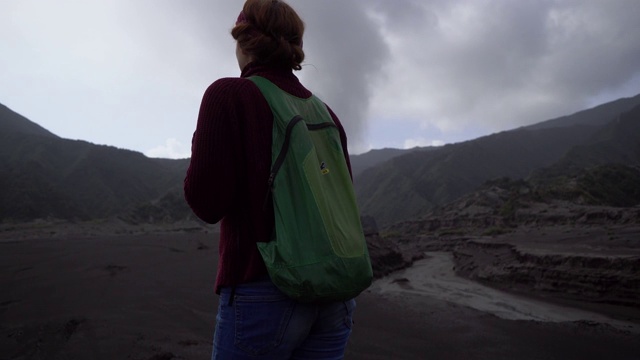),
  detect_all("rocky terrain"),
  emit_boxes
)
[453,226,640,311]
[360,216,417,278]
[379,173,640,321]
